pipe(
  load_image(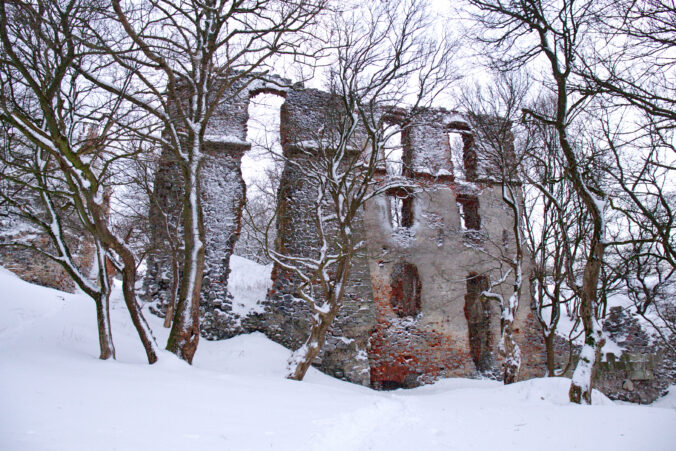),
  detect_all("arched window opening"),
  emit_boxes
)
[390,262,422,317]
